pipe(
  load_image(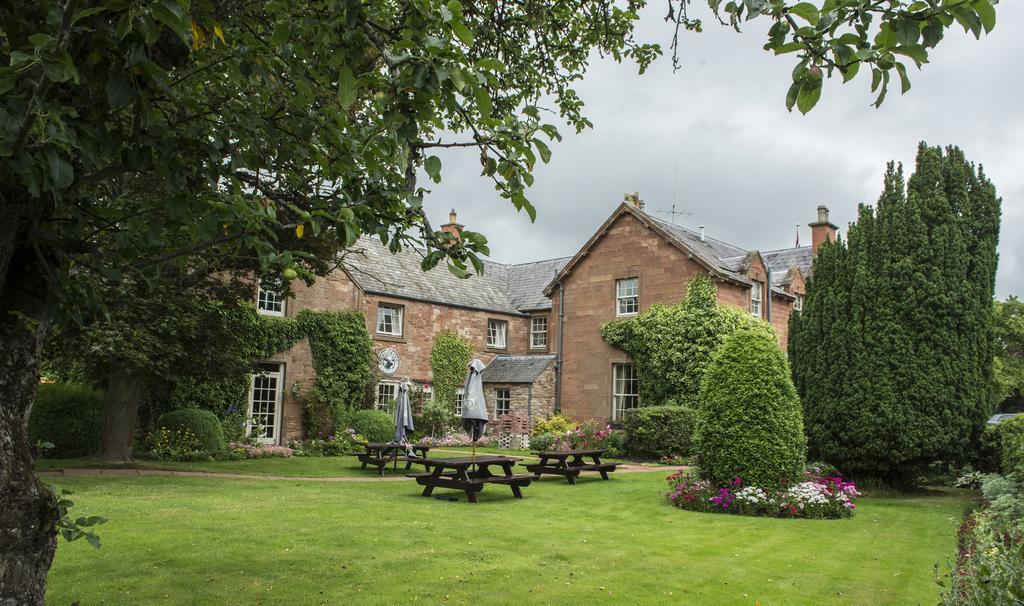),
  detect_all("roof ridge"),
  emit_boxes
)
[645,213,749,253]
